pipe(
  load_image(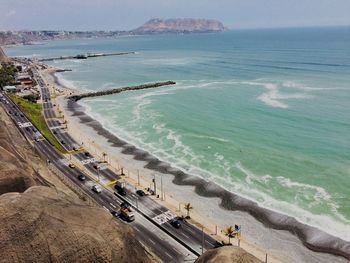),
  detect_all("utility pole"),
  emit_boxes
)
[160,174,164,201]
[152,174,156,196]
[137,169,140,185]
